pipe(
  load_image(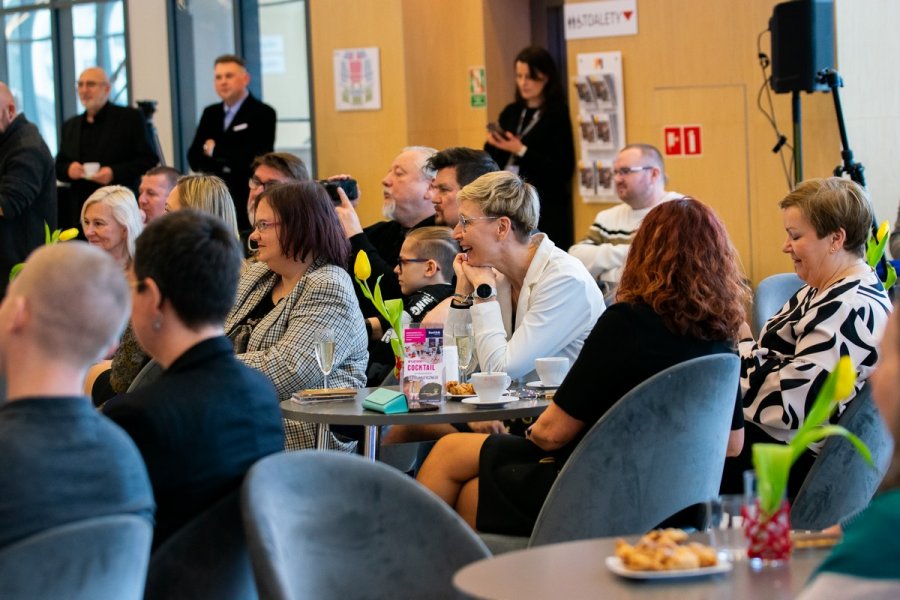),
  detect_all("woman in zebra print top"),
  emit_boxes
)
[723,177,891,498]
